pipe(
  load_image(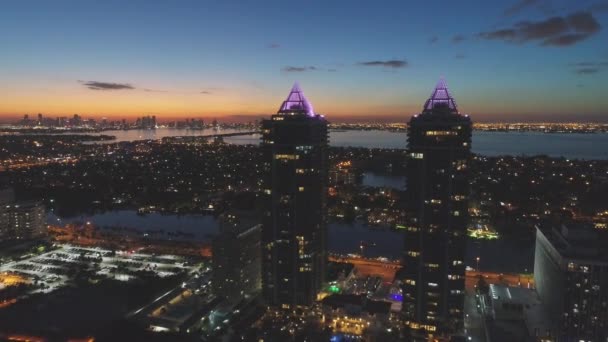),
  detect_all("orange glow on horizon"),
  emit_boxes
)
[0,88,425,122]
[1,84,606,123]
